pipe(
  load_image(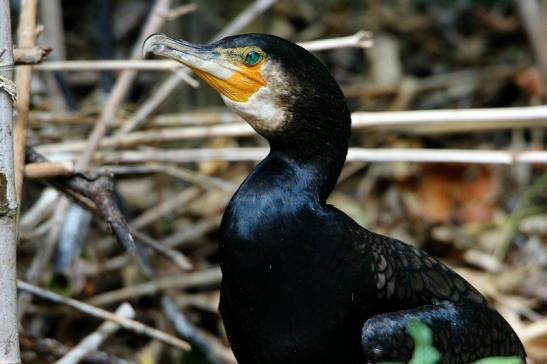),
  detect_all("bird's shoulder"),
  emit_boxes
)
[329,209,487,309]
